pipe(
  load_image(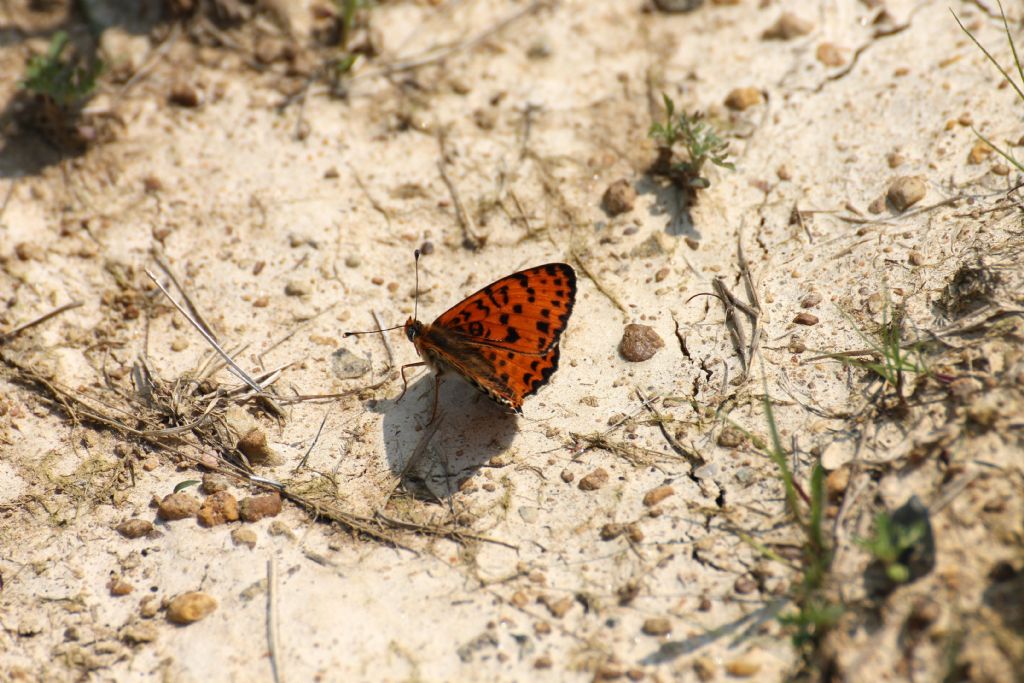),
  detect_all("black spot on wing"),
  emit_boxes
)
[536,321,550,334]
[504,327,520,343]
[499,313,509,325]
[513,303,523,314]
